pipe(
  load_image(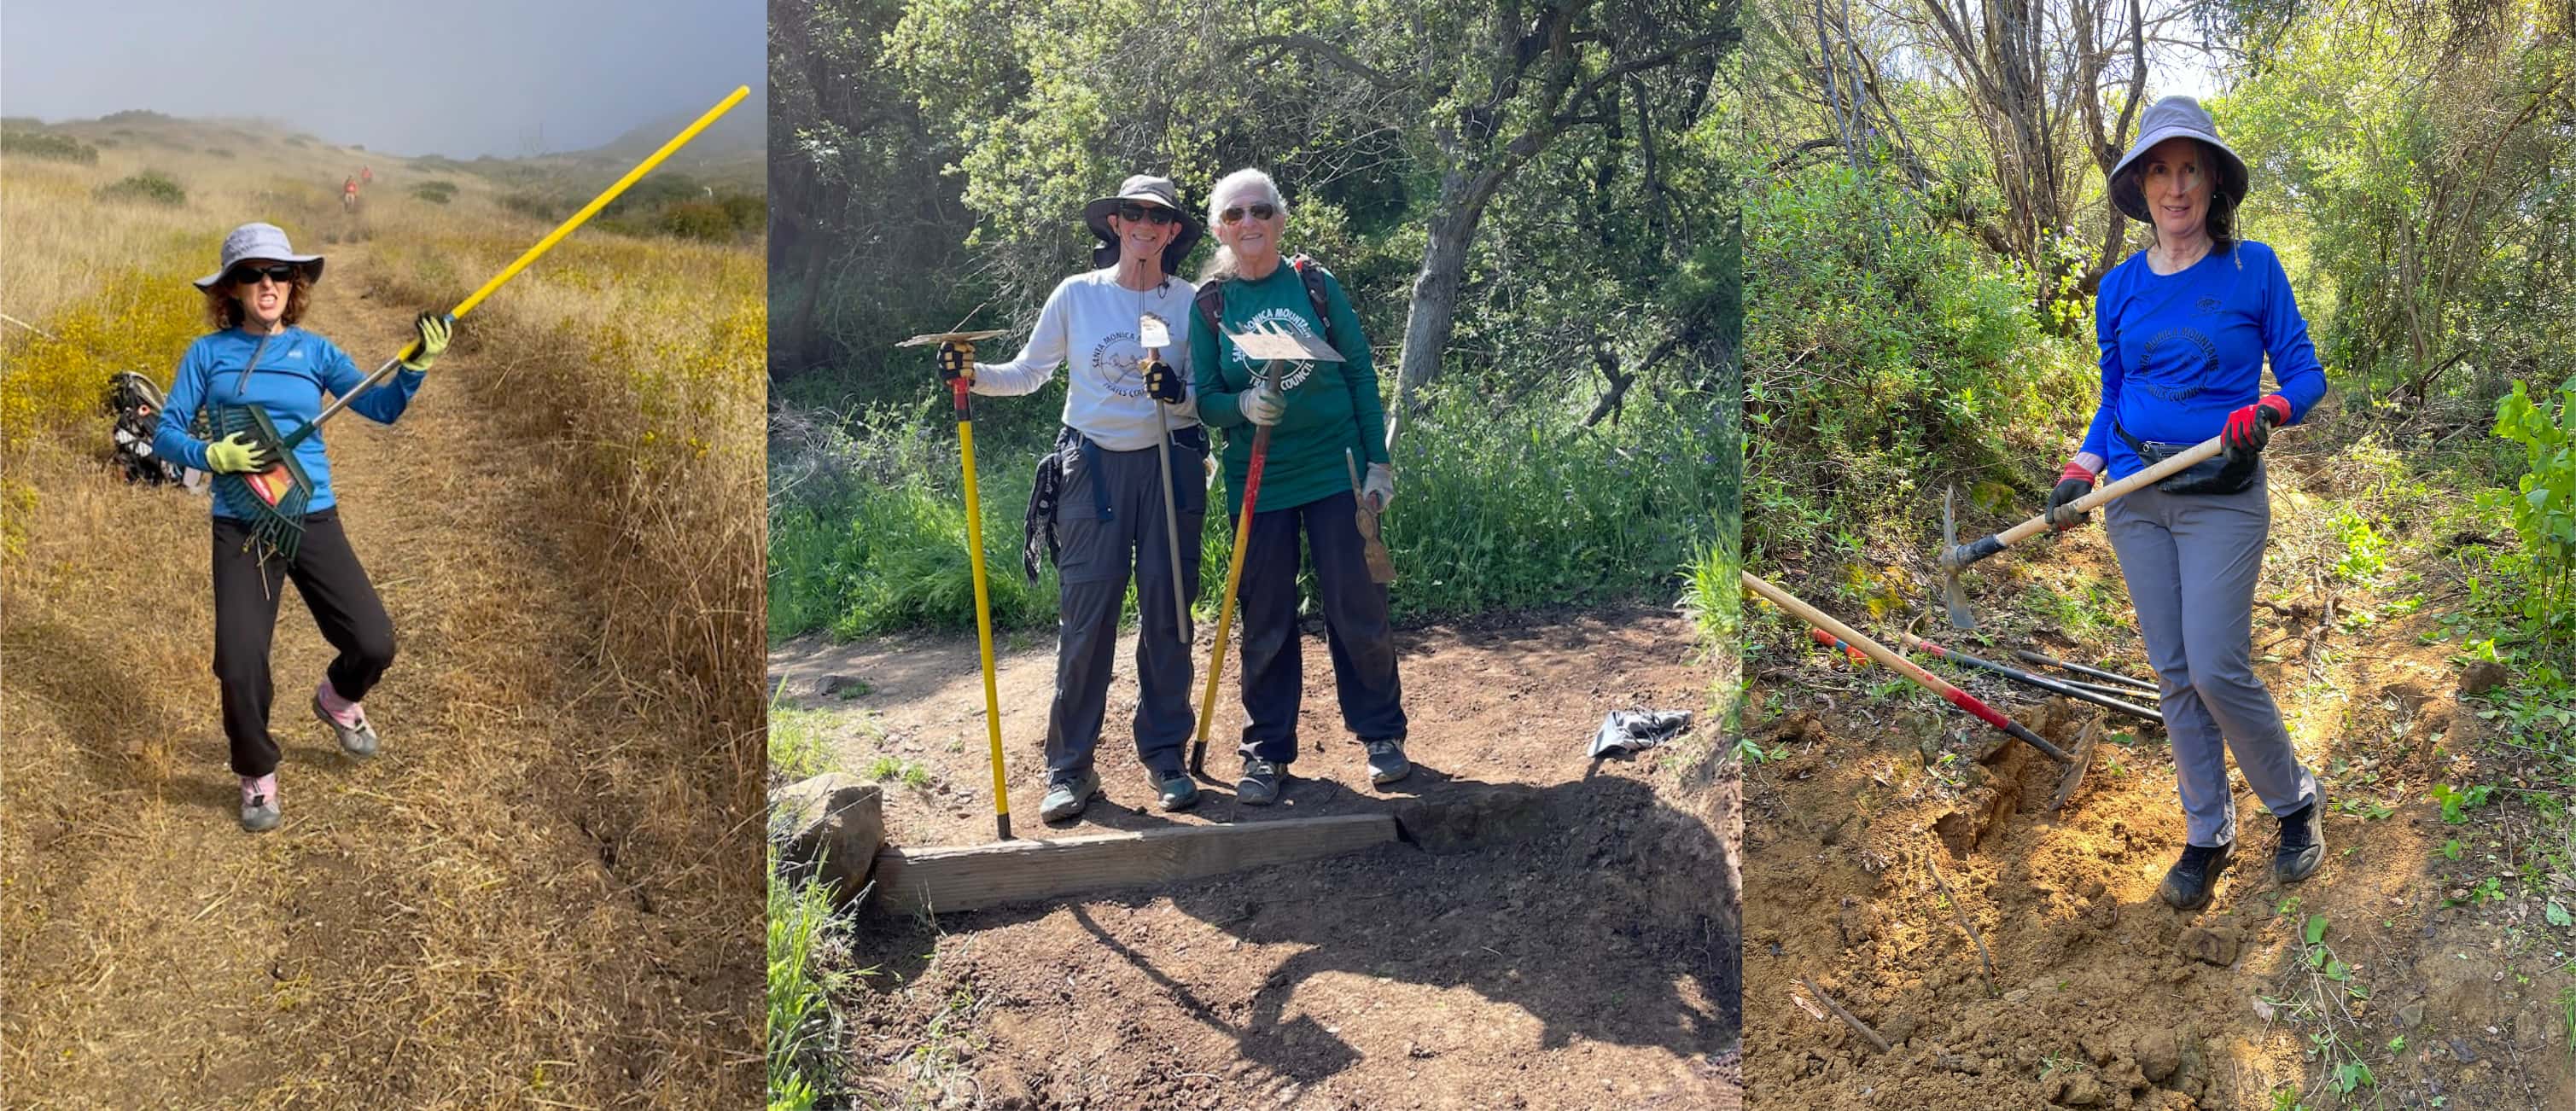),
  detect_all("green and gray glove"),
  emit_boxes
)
[205,432,271,474]
[400,311,452,371]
